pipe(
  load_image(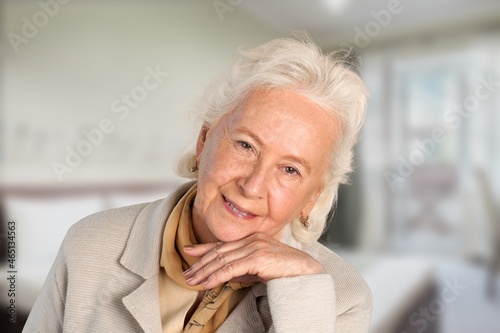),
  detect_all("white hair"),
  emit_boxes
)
[177,33,368,243]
